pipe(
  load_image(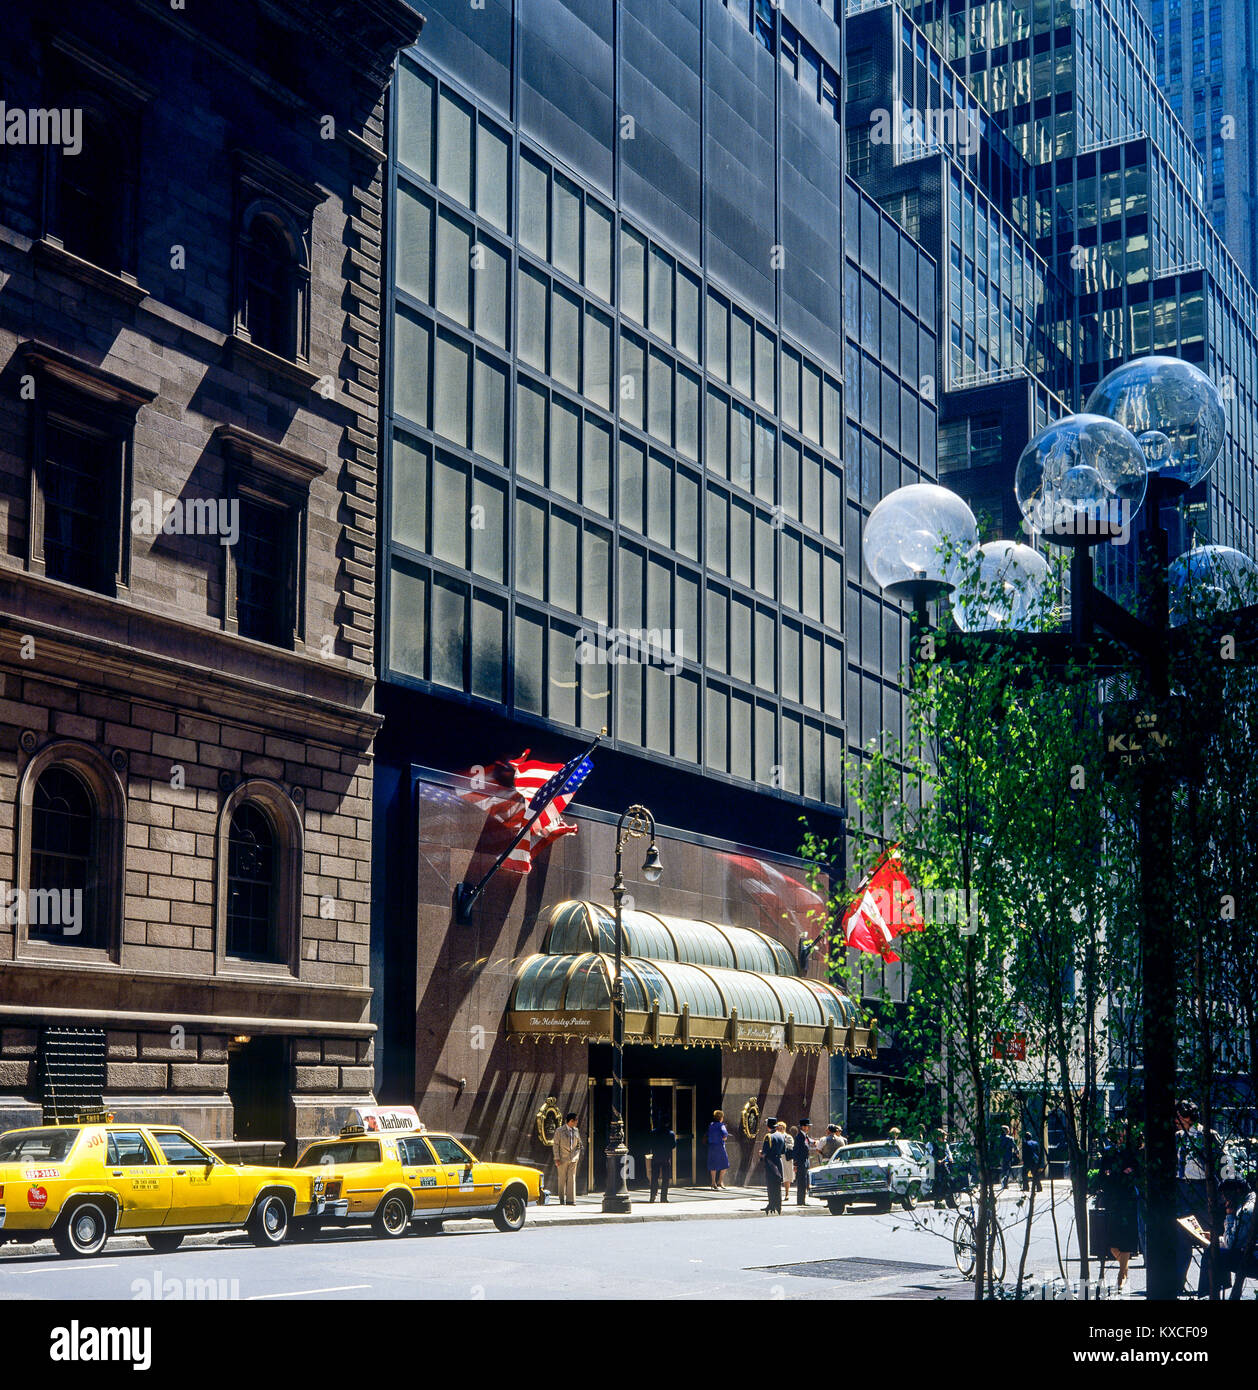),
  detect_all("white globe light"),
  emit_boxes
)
[952,541,1052,632]
[1085,357,1225,488]
[1014,414,1147,546]
[1168,544,1258,625]
[862,483,978,601]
